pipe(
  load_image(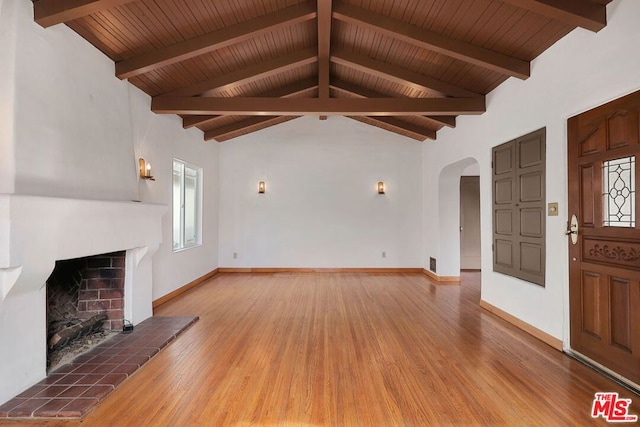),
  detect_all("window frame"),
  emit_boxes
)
[172,158,203,252]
